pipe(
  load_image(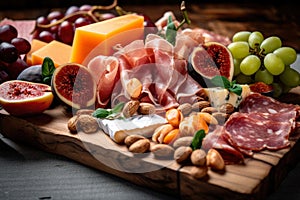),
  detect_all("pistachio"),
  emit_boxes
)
[152,124,174,143]
[192,101,210,112]
[177,103,192,116]
[67,115,79,133]
[179,119,196,137]
[128,138,150,153]
[201,106,218,114]
[165,108,182,127]
[206,148,225,171]
[122,100,140,118]
[172,136,193,149]
[212,112,230,124]
[189,166,208,179]
[151,144,174,158]
[174,146,193,163]
[77,114,99,134]
[124,134,145,147]
[197,112,218,125]
[190,149,207,166]
[219,103,235,114]
[126,78,143,99]
[138,102,156,115]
